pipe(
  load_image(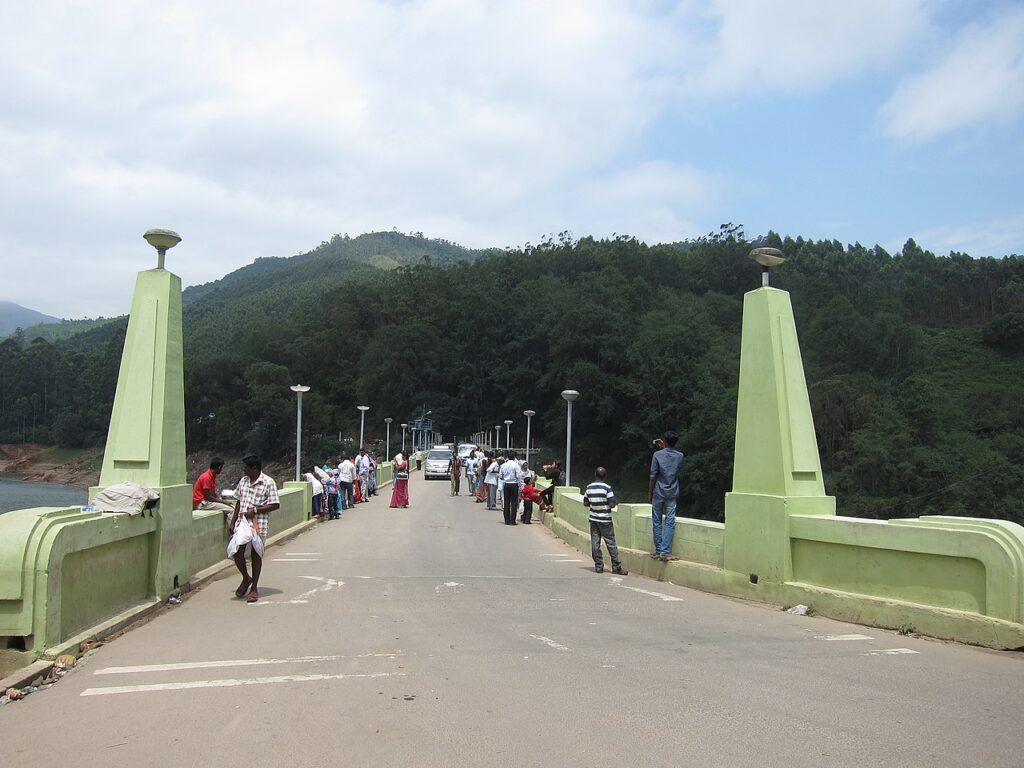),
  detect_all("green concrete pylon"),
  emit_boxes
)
[92,234,191,598]
[724,286,835,584]
[98,267,186,488]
